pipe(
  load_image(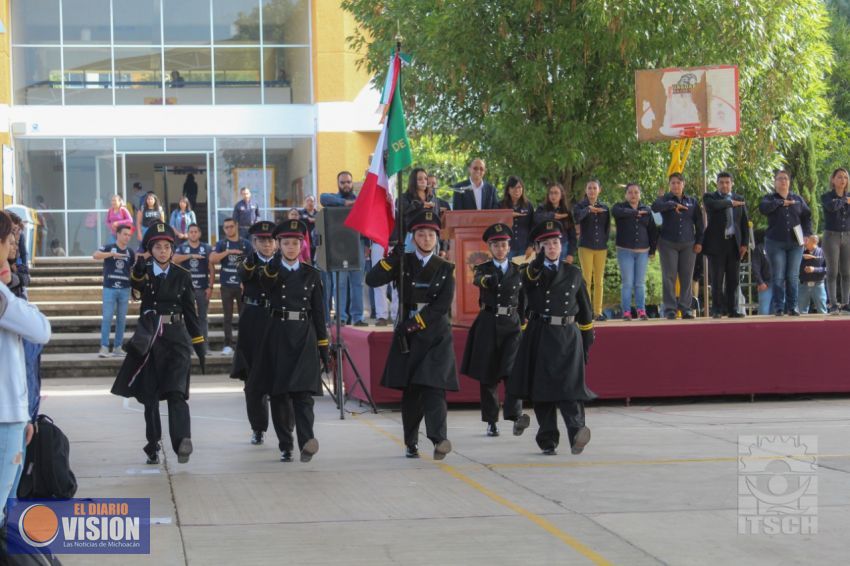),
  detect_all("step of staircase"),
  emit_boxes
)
[40,353,234,378]
[28,286,226,302]
[33,300,230,317]
[48,313,239,333]
[44,331,229,354]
